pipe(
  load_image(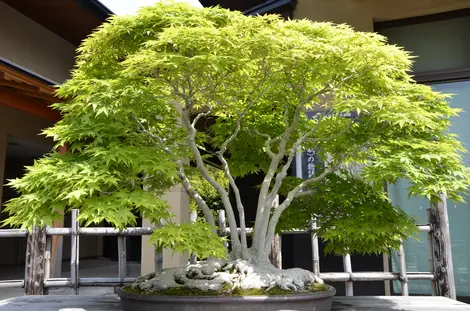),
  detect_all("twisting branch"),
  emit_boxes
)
[191,108,213,129]
[264,137,374,253]
[252,85,332,256]
[175,160,216,228]
[130,113,216,227]
[216,98,258,258]
[253,130,279,159]
[179,108,242,256]
[270,114,355,199]
[264,161,341,253]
